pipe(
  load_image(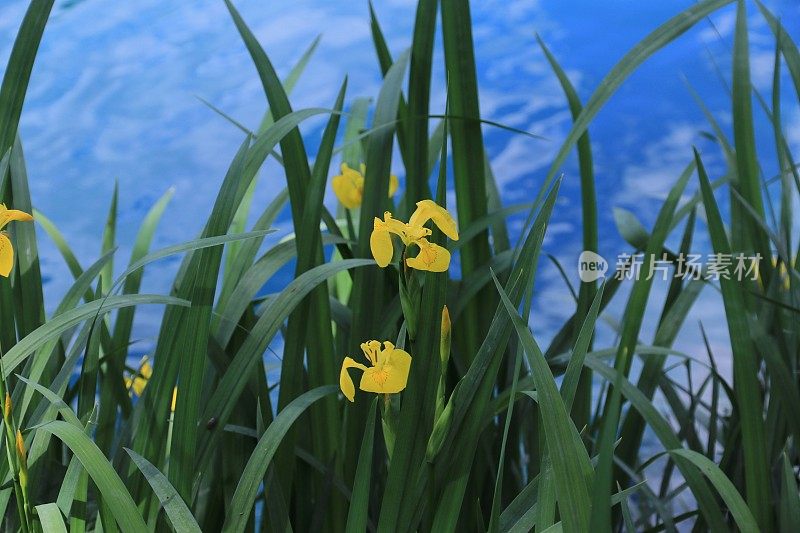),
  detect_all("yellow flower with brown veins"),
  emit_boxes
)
[0,204,34,277]
[370,199,459,272]
[331,163,399,209]
[339,340,412,402]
